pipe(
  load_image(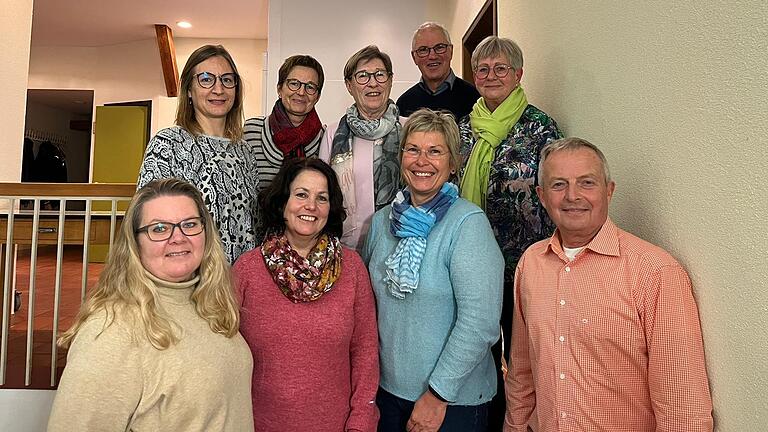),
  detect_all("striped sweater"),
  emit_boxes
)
[243,116,324,191]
